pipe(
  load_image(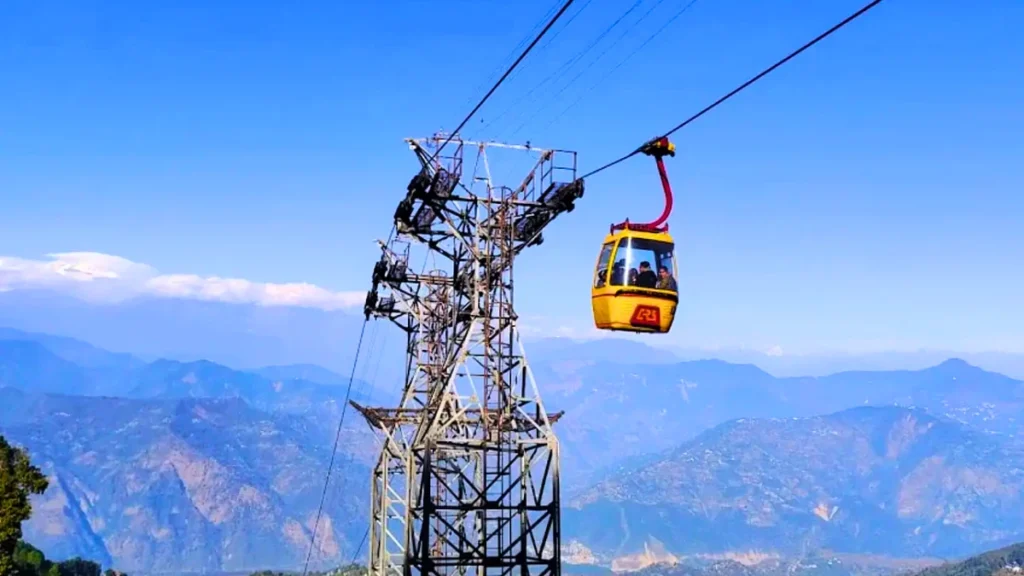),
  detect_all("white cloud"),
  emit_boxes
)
[0,252,364,311]
[517,314,615,342]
